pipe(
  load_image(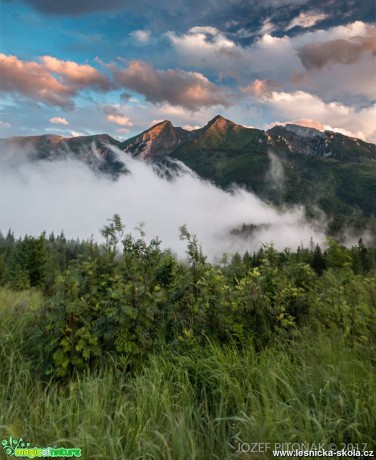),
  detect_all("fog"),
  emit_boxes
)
[0,146,326,260]
[266,150,285,193]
